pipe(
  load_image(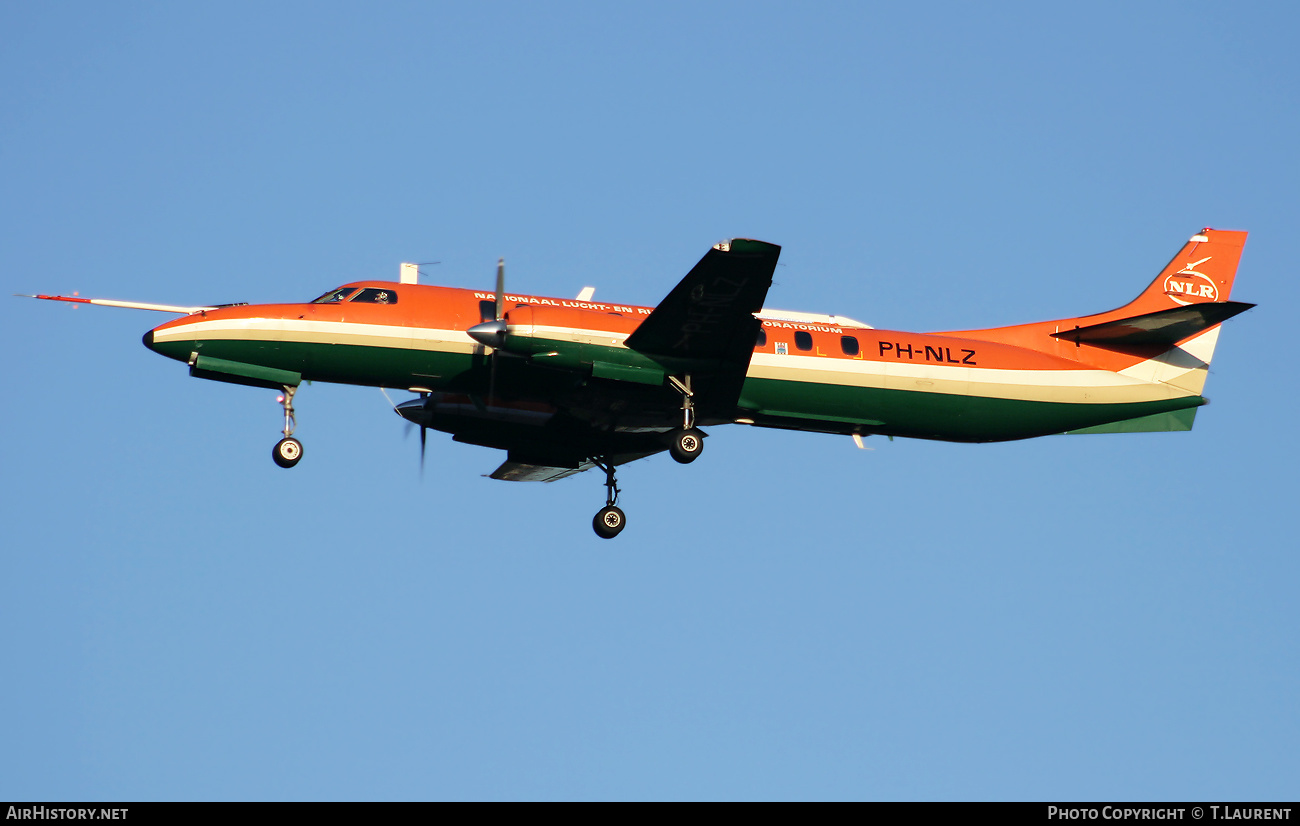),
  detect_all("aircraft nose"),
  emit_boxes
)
[141,320,188,362]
